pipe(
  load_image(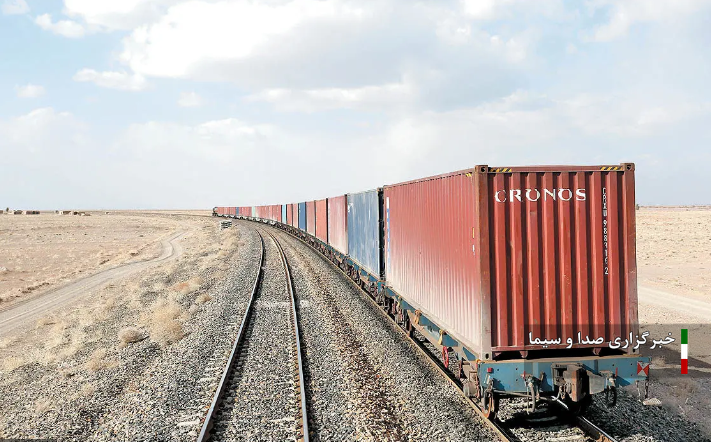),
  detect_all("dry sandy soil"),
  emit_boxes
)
[636,207,711,436]
[0,211,199,309]
[0,210,239,439]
